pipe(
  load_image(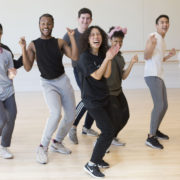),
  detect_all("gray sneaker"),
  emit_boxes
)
[82,127,99,137]
[50,142,72,154]
[111,138,126,146]
[68,127,78,144]
[36,146,48,164]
